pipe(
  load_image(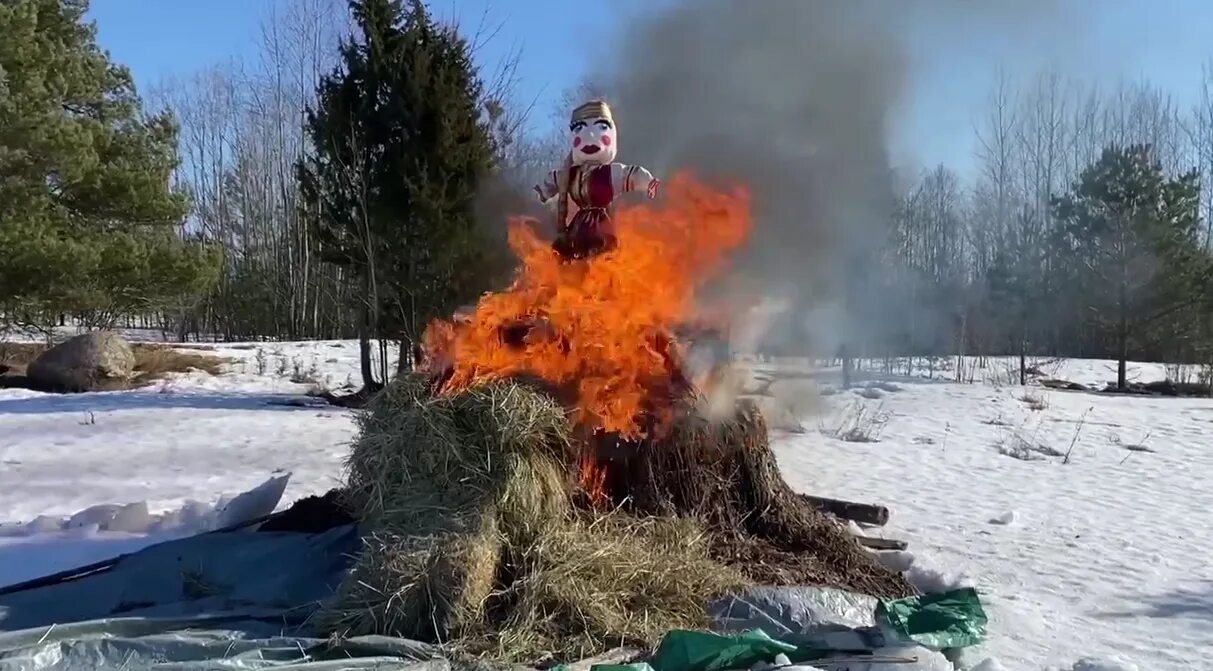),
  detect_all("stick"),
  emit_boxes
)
[854,535,908,551]
[801,494,890,526]
[564,647,642,671]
